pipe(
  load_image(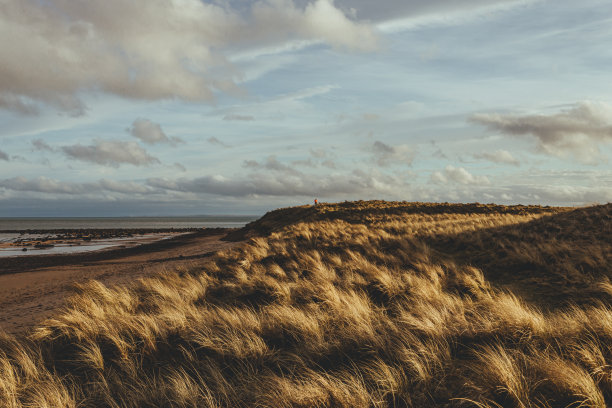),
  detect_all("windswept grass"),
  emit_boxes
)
[1,201,611,407]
